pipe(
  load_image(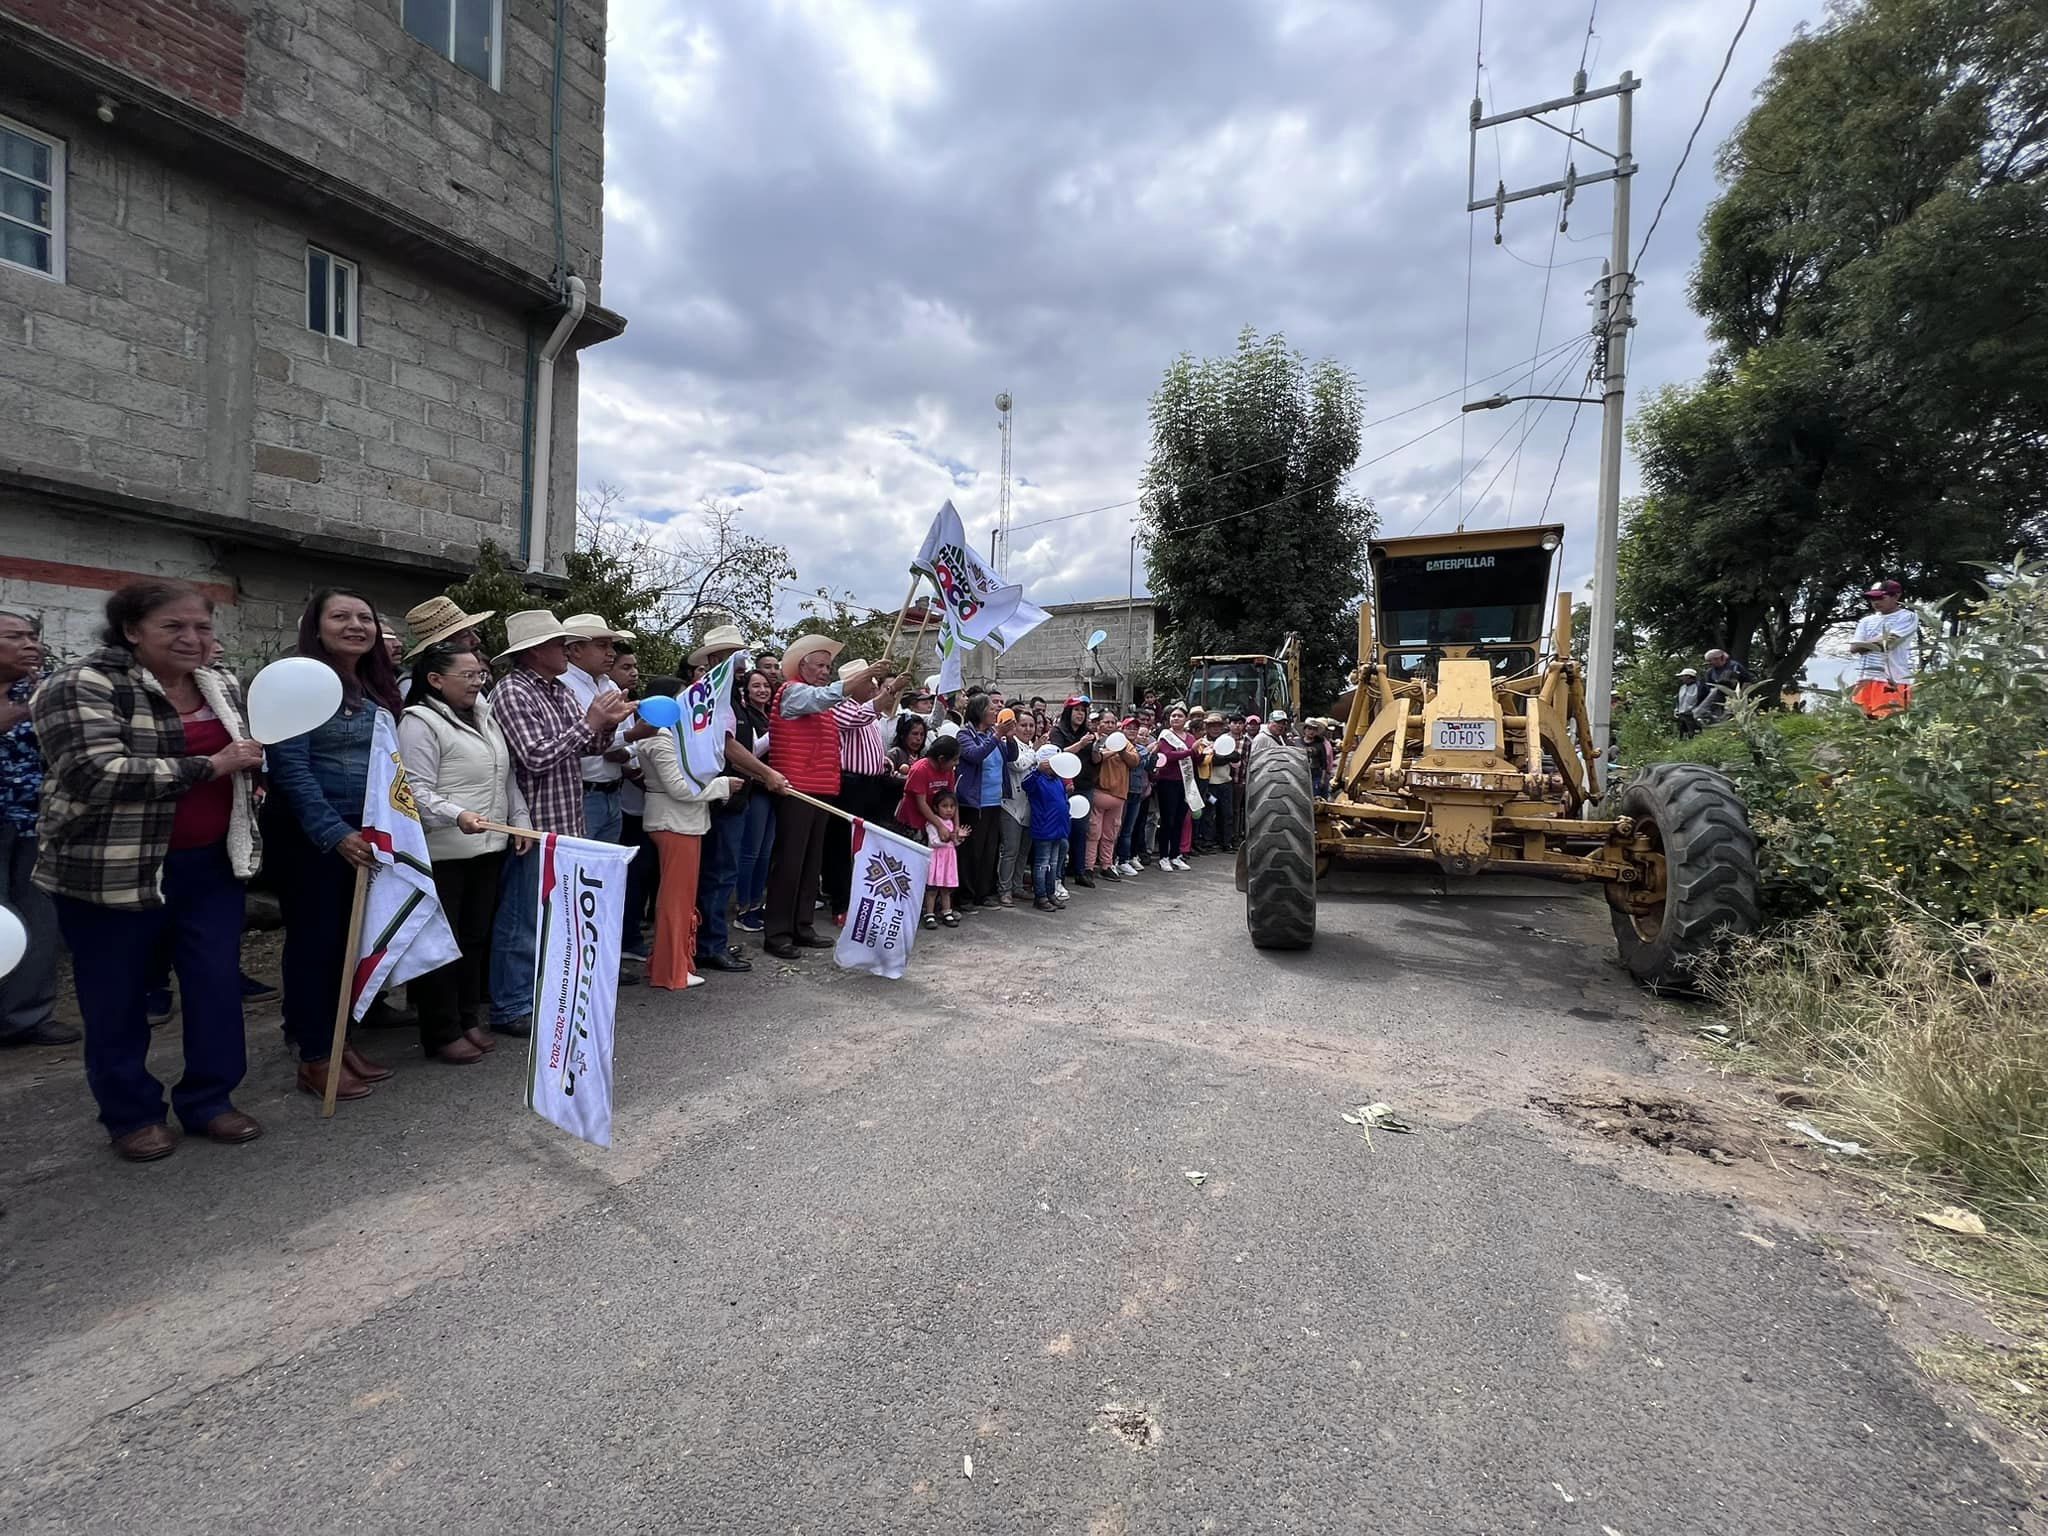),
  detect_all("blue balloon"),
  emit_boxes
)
[637,695,682,728]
